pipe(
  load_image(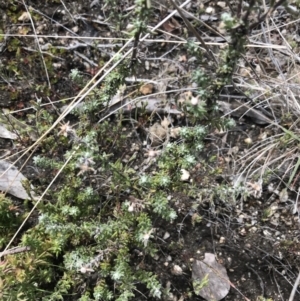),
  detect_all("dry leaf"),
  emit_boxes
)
[170,127,181,138]
[227,146,239,155]
[1,109,39,141]
[279,188,288,203]
[0,125,17,139]
[18,11,31,21]
[0,160,35,200]
[140,83,153,95]
[239,67,252,77]
[161,116,170,129]
[178,55,187,62]
[127,195,145,212]
[192,253,230,301]
[246,179,262,198]
[149,123,167,146]
[161,17,181,34]
[217,21,226,34]
[178,91,192,104]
